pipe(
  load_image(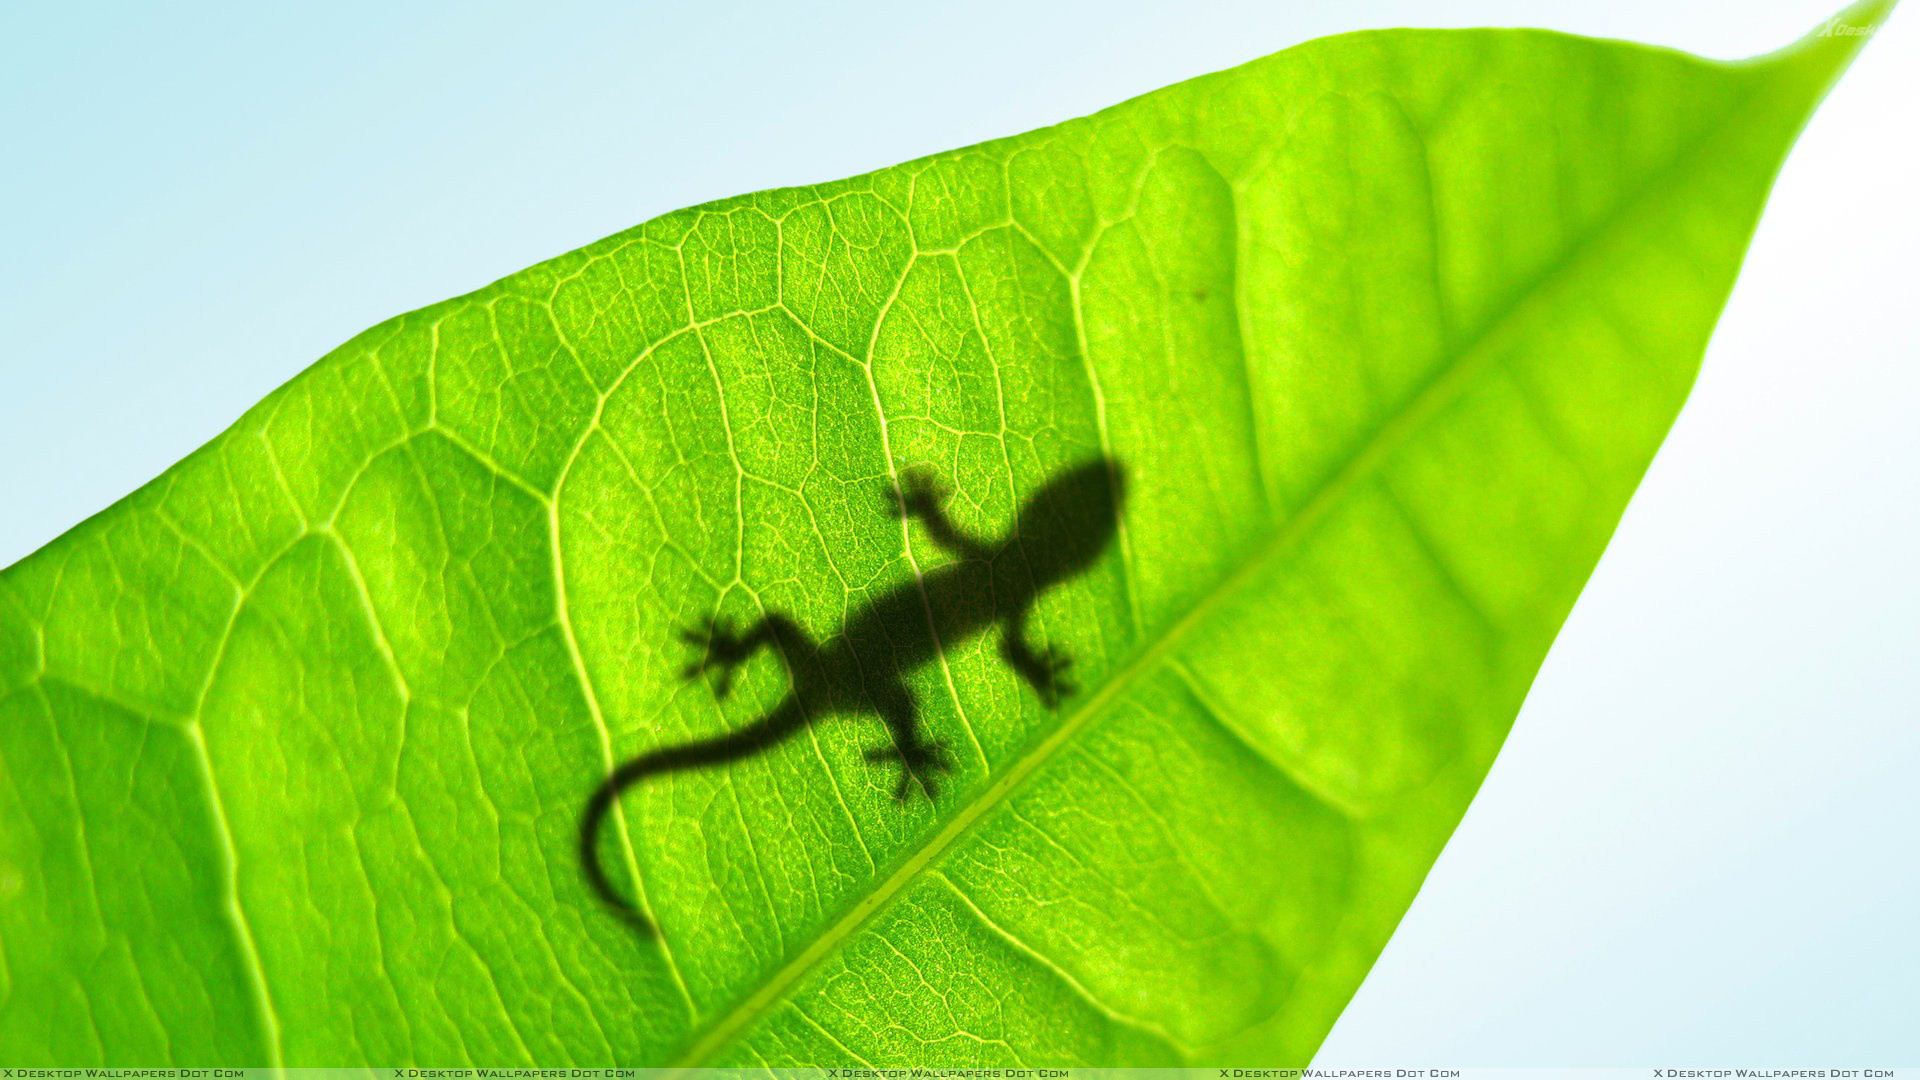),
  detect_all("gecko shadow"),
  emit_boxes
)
[578,457,1127,935]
